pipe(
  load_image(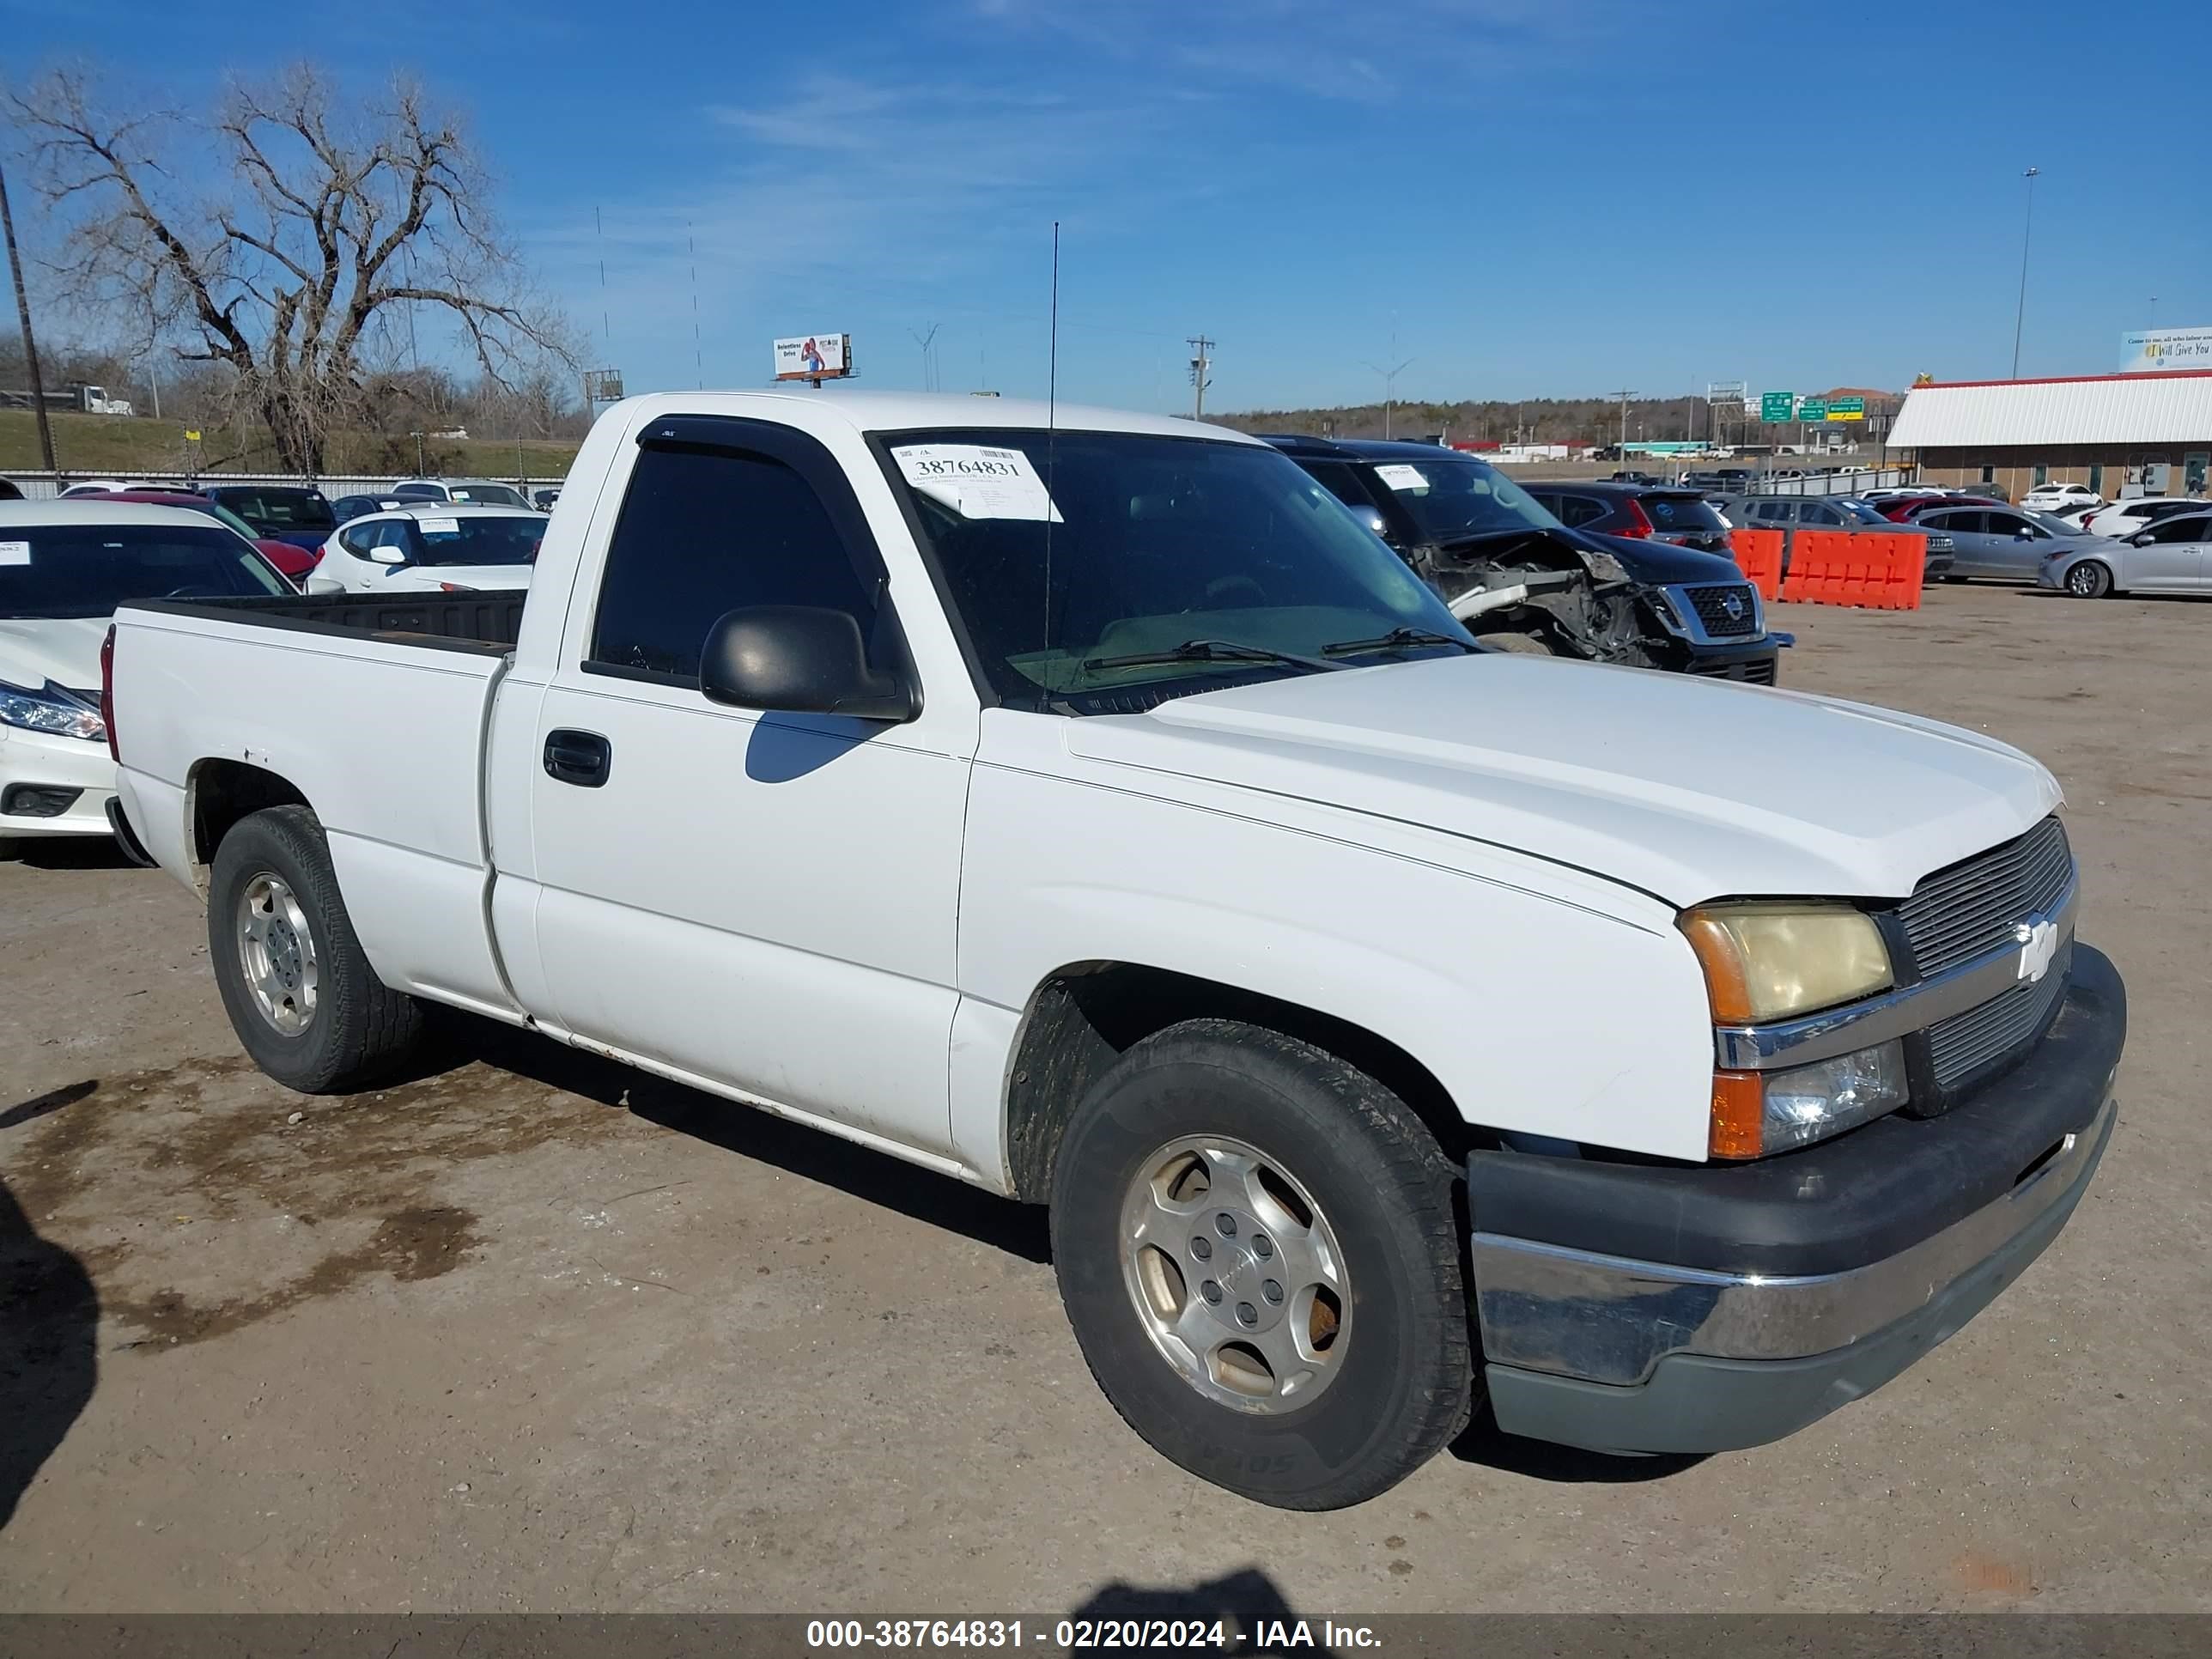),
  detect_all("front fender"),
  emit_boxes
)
[957,756,1717,1164]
